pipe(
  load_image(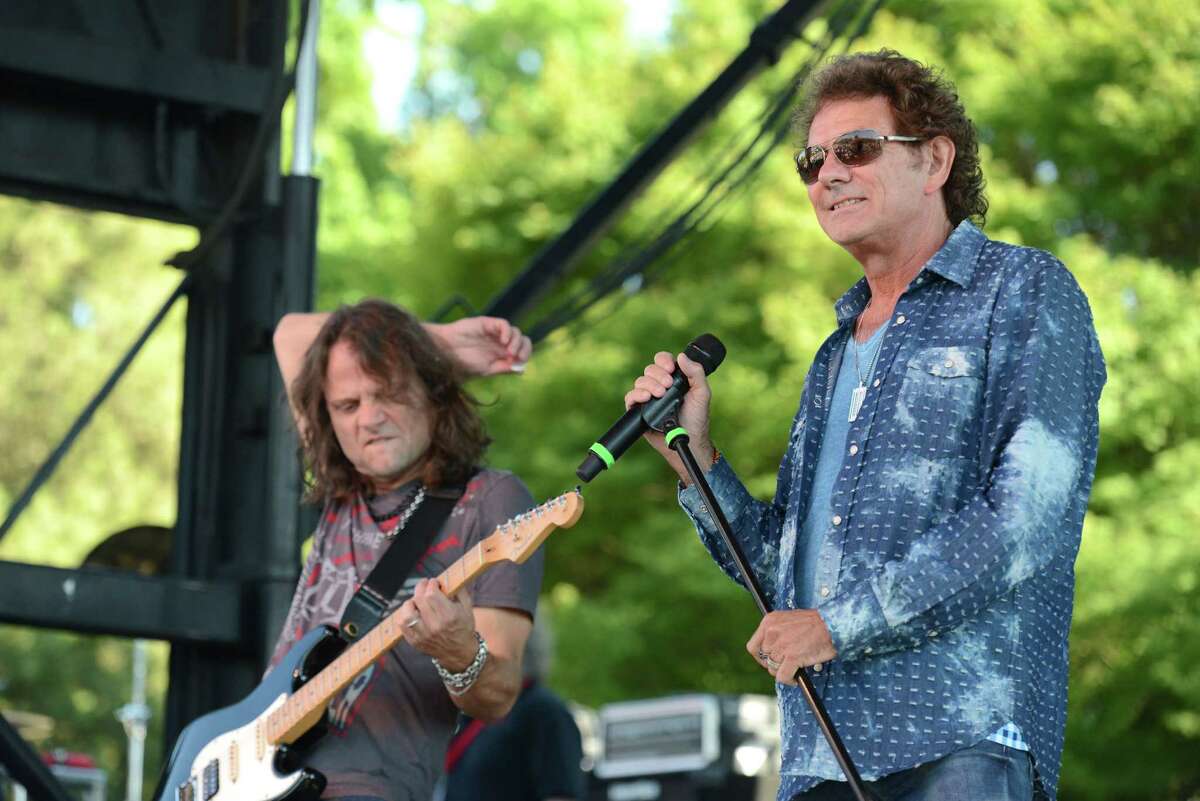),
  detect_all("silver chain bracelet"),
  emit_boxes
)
[432,631,488,696]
